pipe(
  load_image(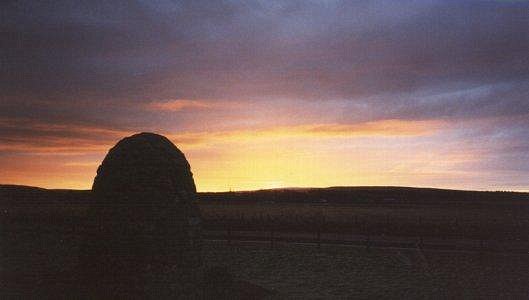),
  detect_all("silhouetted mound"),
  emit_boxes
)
[84,132,202,298]
[92,132,197,203]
